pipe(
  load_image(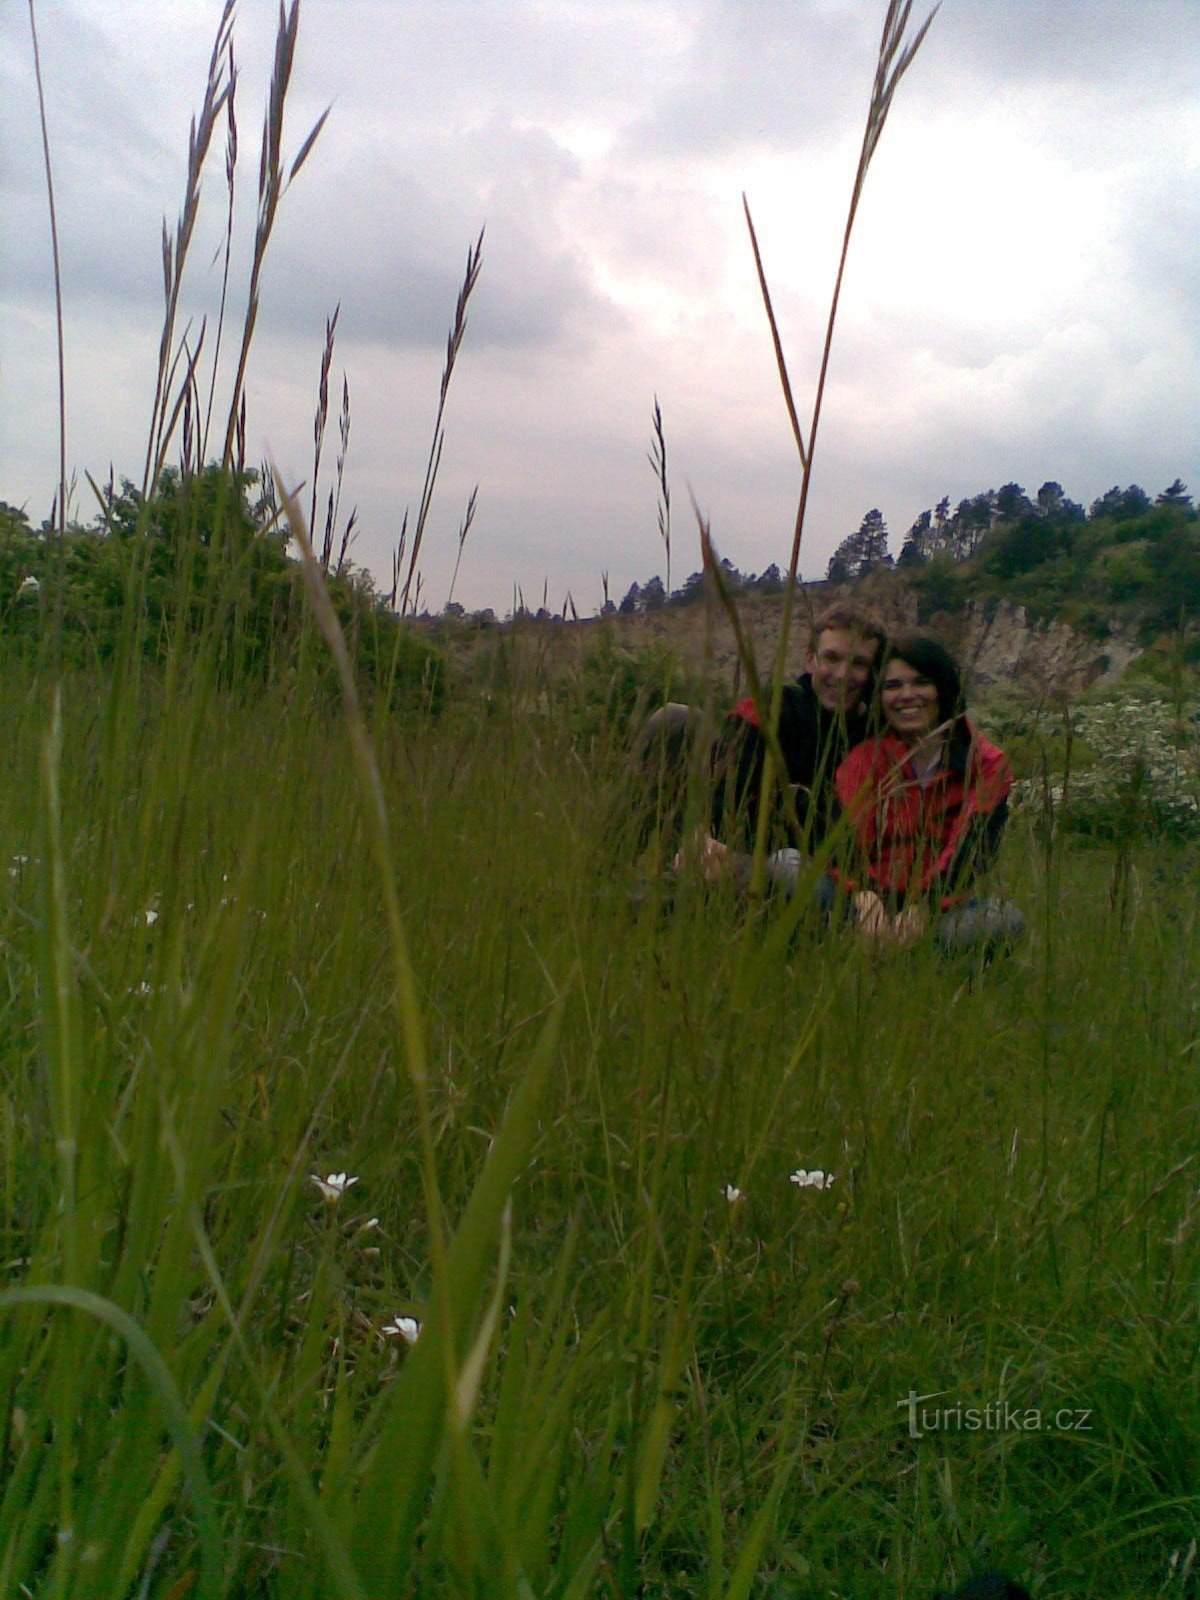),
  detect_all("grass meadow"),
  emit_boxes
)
[0,625,1196,1598]
[6,1,1197,1593]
